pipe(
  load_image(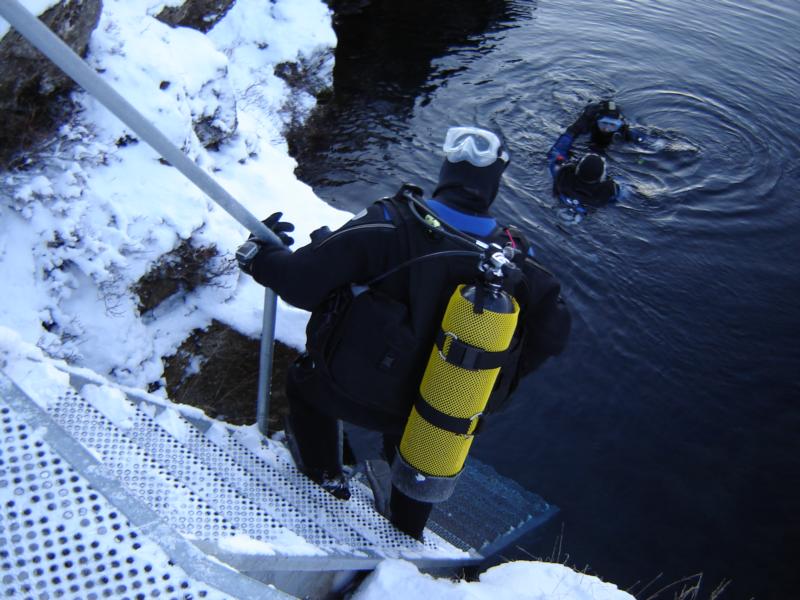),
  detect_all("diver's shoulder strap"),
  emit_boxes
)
[372,183,425,227]
[394,182,424,201]
[376,182,423,213]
